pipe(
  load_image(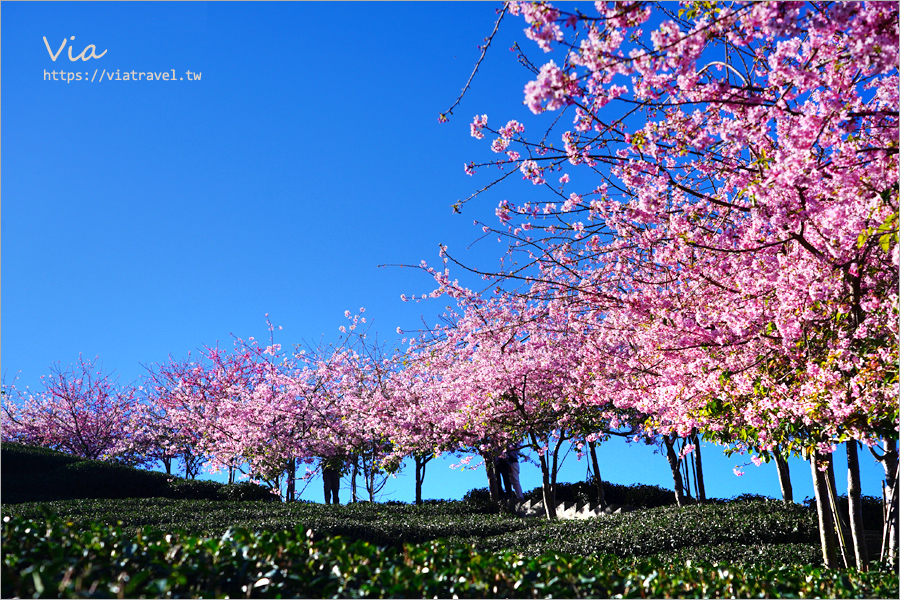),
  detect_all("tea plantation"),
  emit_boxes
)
[2,443,897,598]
